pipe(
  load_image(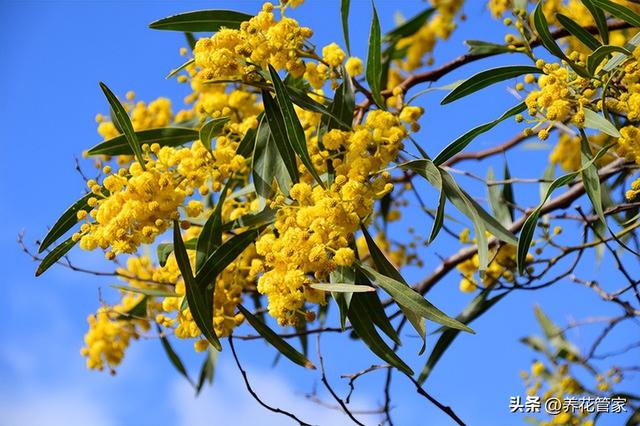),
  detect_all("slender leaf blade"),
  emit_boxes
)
[149,10,252,32]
